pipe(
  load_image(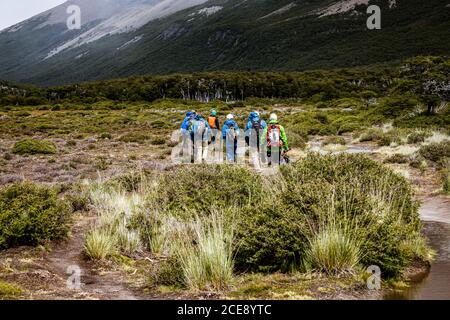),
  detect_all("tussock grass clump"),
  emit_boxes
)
[0,182,71,249]
[84,228,117,260]
[304,225,361,274]
[84,183,145,260]
[175,213,234,291]
[12,138,57,155]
